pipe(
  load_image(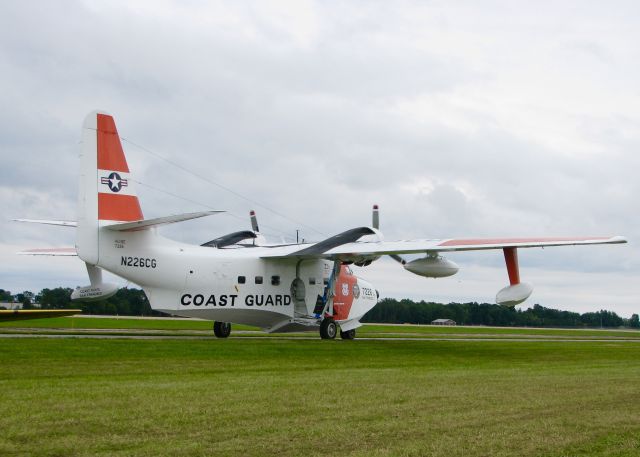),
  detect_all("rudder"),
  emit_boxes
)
[76,111,143,265]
